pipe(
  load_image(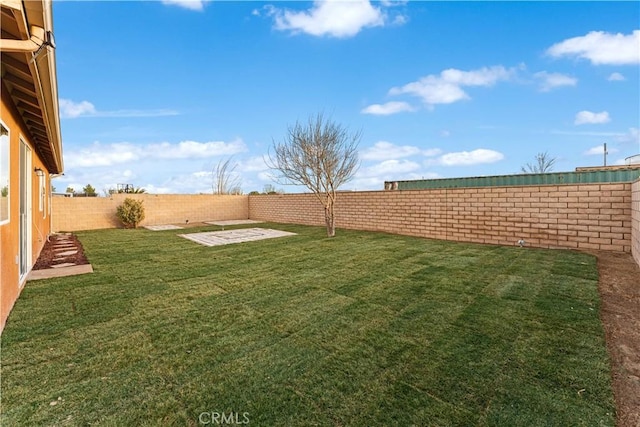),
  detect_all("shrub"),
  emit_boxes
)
[116,198,145,229]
